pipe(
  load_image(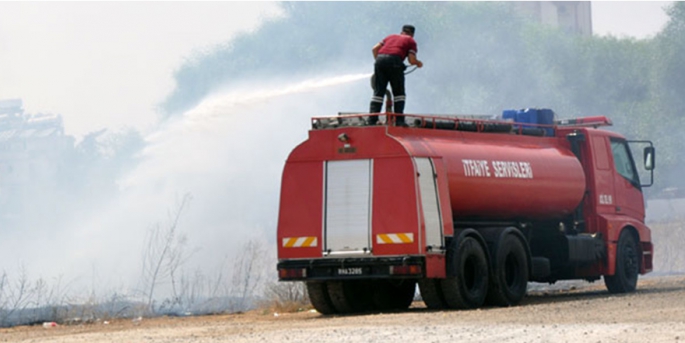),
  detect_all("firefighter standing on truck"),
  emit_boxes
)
[369,24,423,126]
